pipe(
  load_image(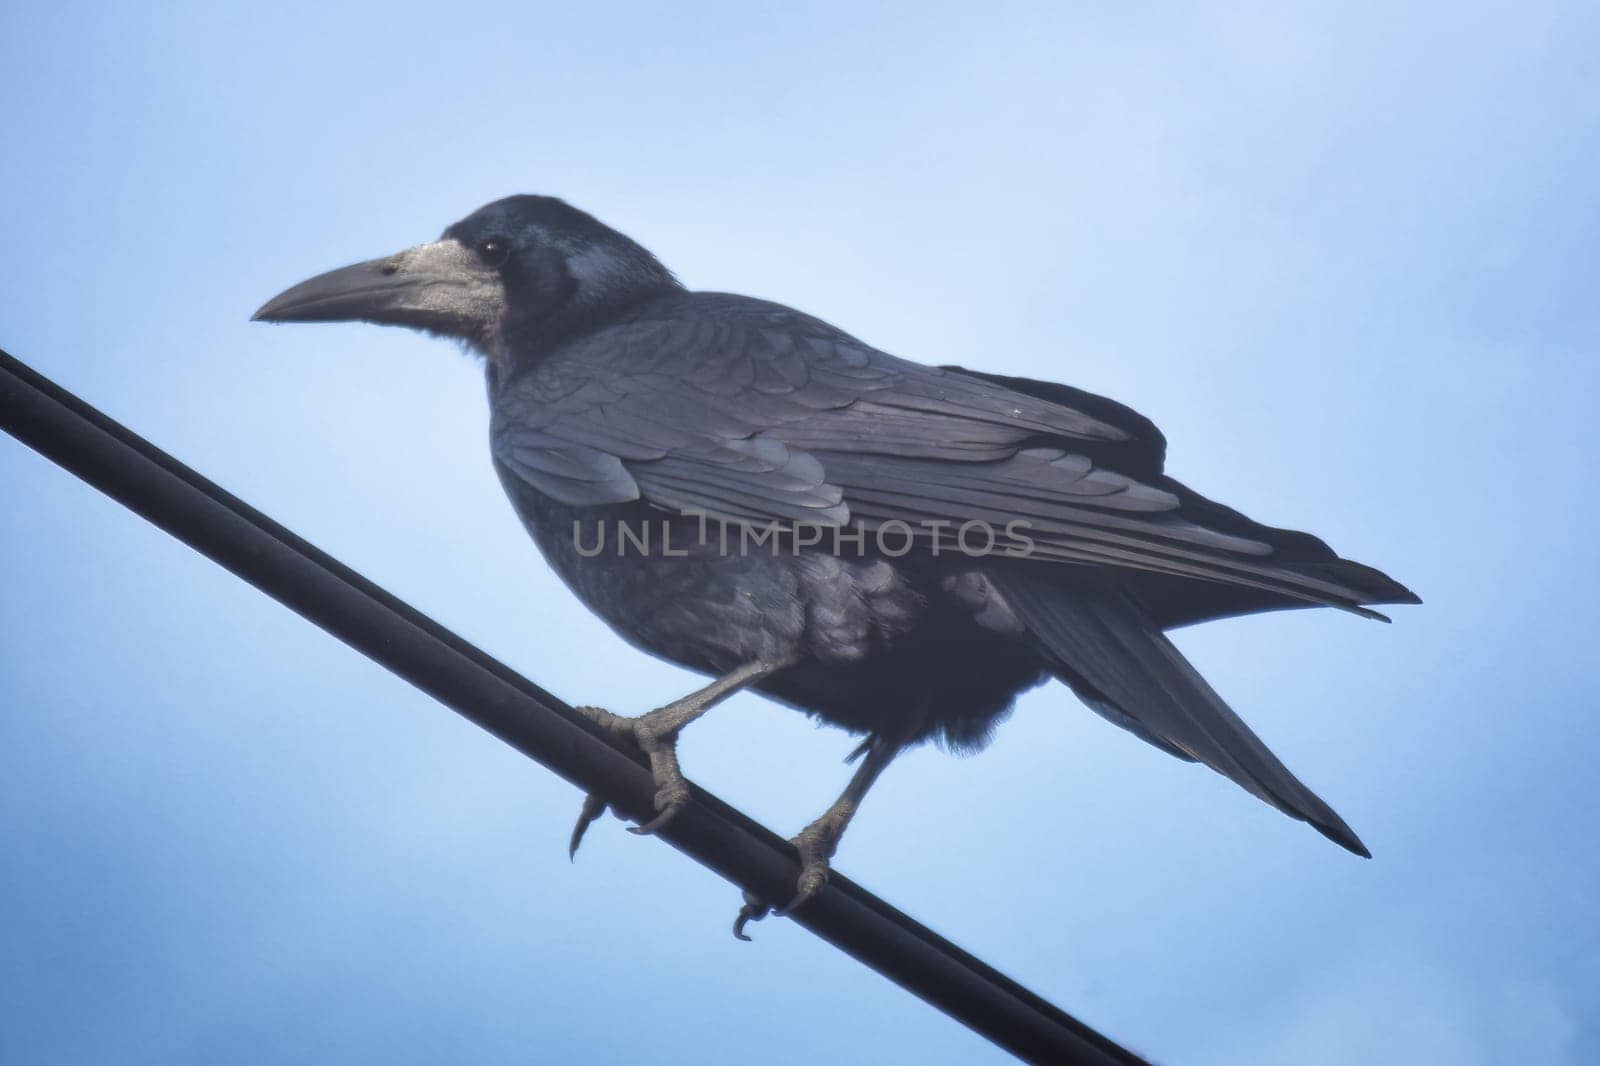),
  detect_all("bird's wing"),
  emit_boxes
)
[492,307,1132,521]
[492,301,1411,615]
